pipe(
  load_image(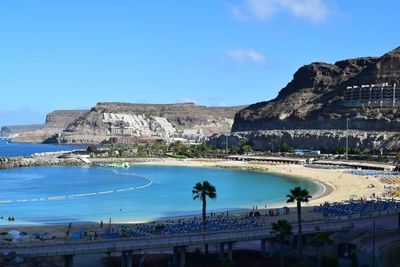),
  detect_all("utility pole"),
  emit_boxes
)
[271,139,274,153]
[225,135,228,154]
[346,118,349,160]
